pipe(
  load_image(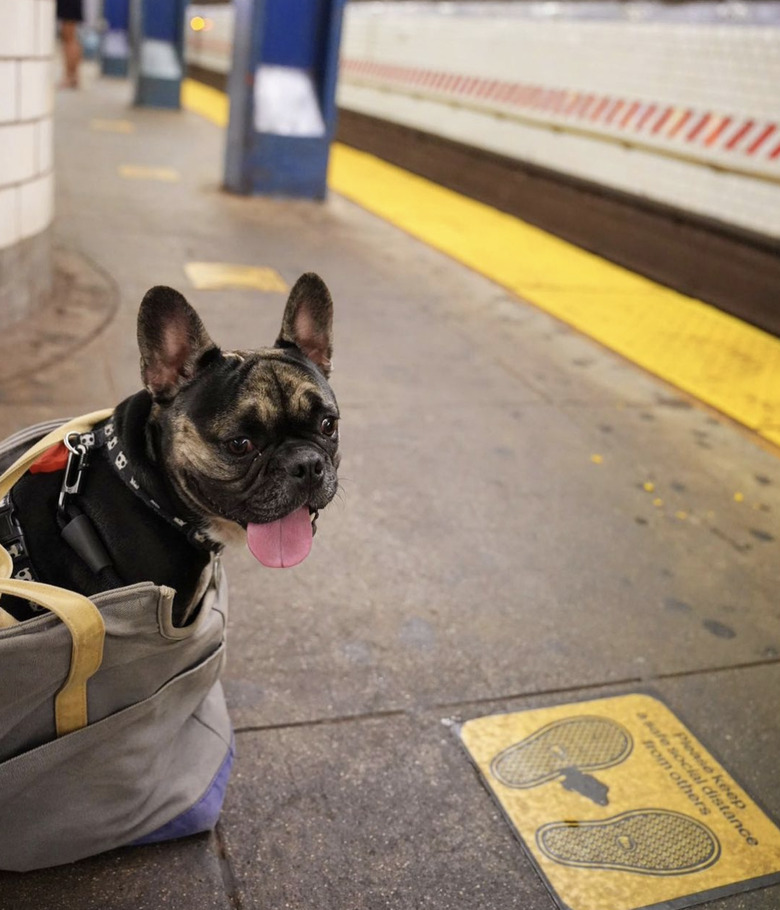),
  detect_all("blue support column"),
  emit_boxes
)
[224,0,346,200]
[101,0,130,77]
[129,0,187,108]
